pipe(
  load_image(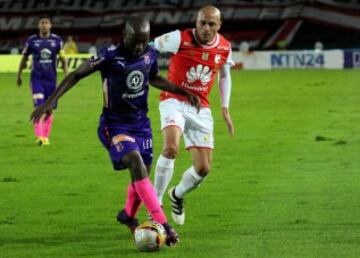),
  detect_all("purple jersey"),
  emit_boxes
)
[94,43,158,170]
[23,34,63,82]
[90,44,159,130]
